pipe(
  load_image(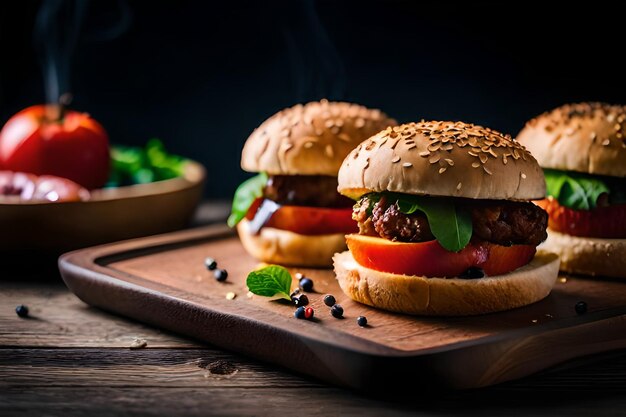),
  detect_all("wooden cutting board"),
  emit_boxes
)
[59,225,626,390]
